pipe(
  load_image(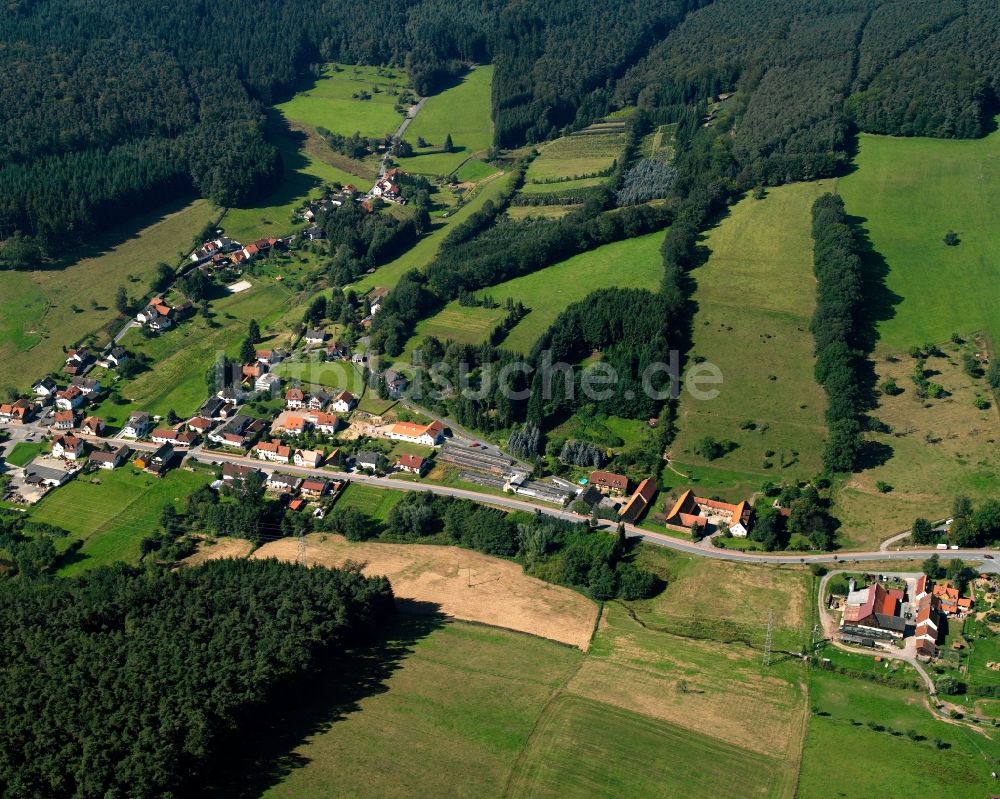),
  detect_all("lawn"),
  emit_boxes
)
[272,358,368,396]
[0,197,218,391]
[275,63,408,139]
[399,301,507,361]
[472,229,667,353]
[798,666,999,797]
[521,131,625,192]
[348,171,513,294]
[839,123,1000,349]
[507,694,786,799]
[454,158,497,183]
[670,181,831,488]
[333,482,405,520]
[400,66,494,177]
[29,467,210,576]
[5,441,44,467]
